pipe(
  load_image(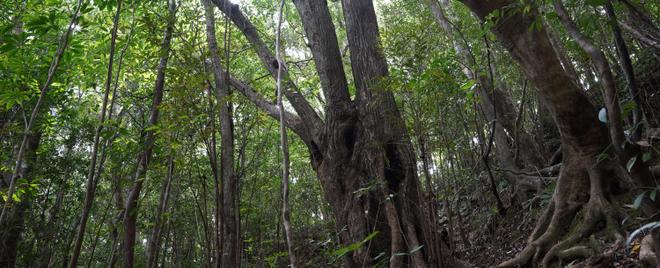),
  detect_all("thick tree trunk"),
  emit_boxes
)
[201,0,467,265]
[290,0,460,266]
[206,0,466,266]
[121,1,176,266]
[458,0,659,266]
